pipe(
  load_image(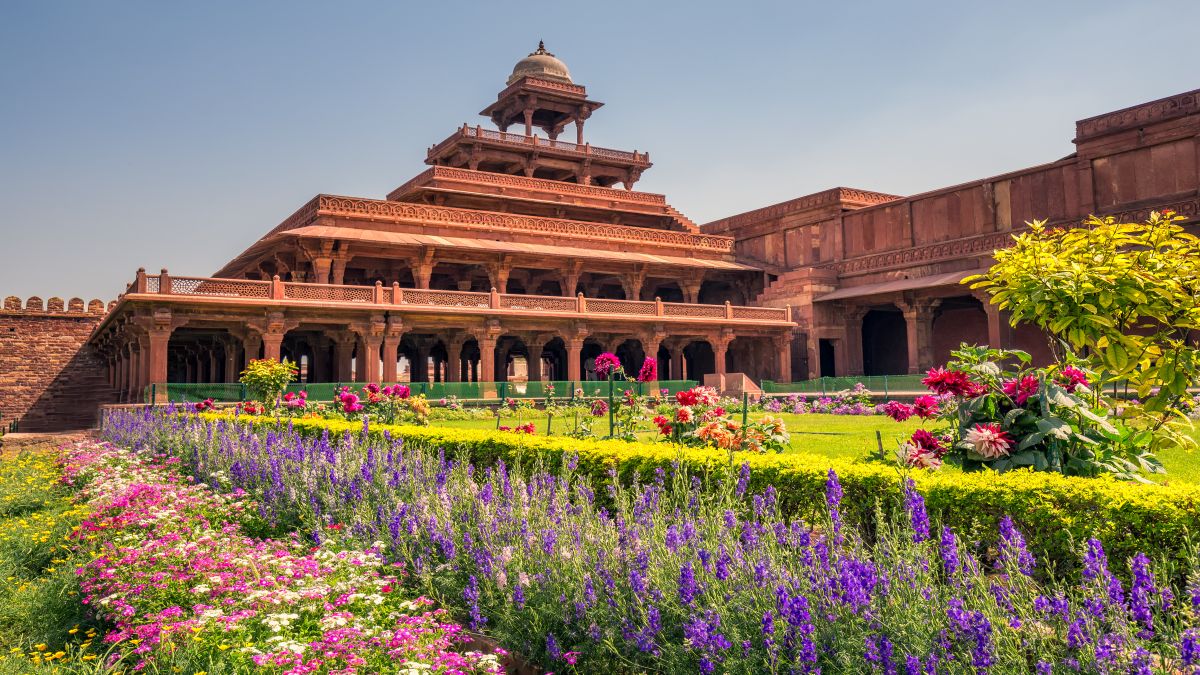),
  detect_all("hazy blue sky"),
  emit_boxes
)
[1,1,1197,301]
